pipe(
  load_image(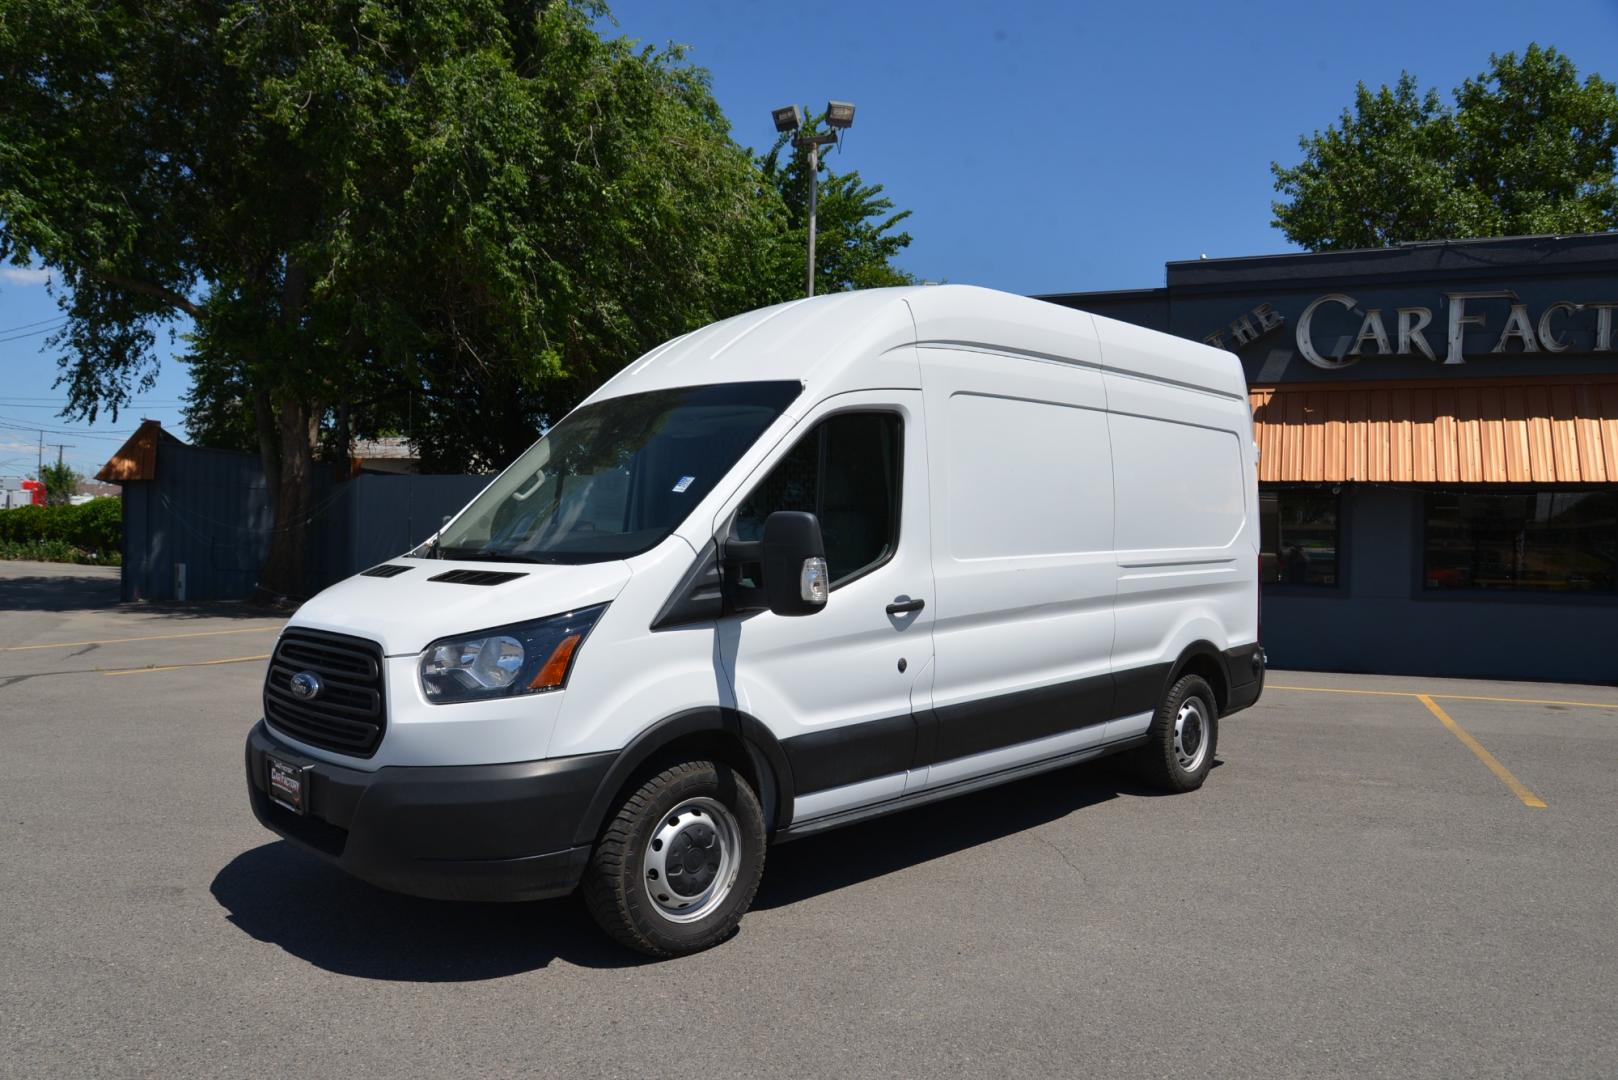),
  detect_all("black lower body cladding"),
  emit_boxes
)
[1222,642,1265,714]
[245,721,613,902]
